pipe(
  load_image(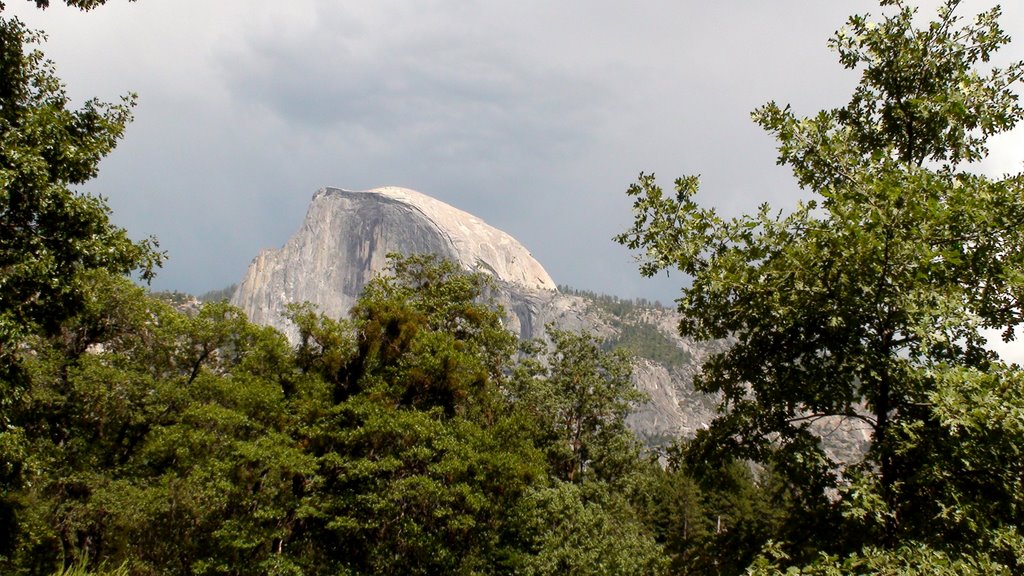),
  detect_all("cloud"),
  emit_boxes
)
[4,0,1022,306]
[218,3,610,176]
